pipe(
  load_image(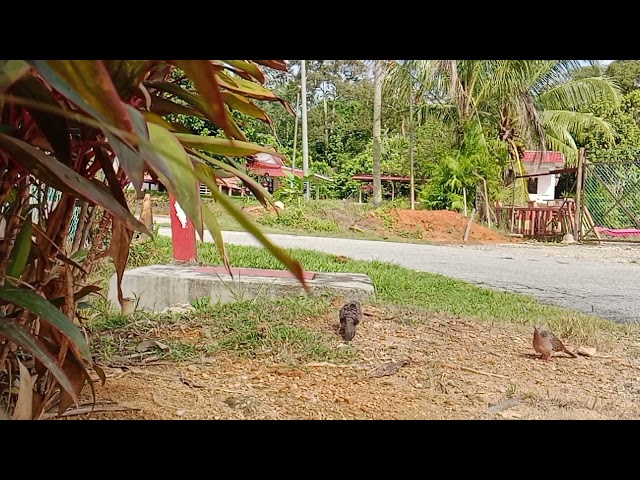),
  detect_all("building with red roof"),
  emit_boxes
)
[521,150,566,203]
